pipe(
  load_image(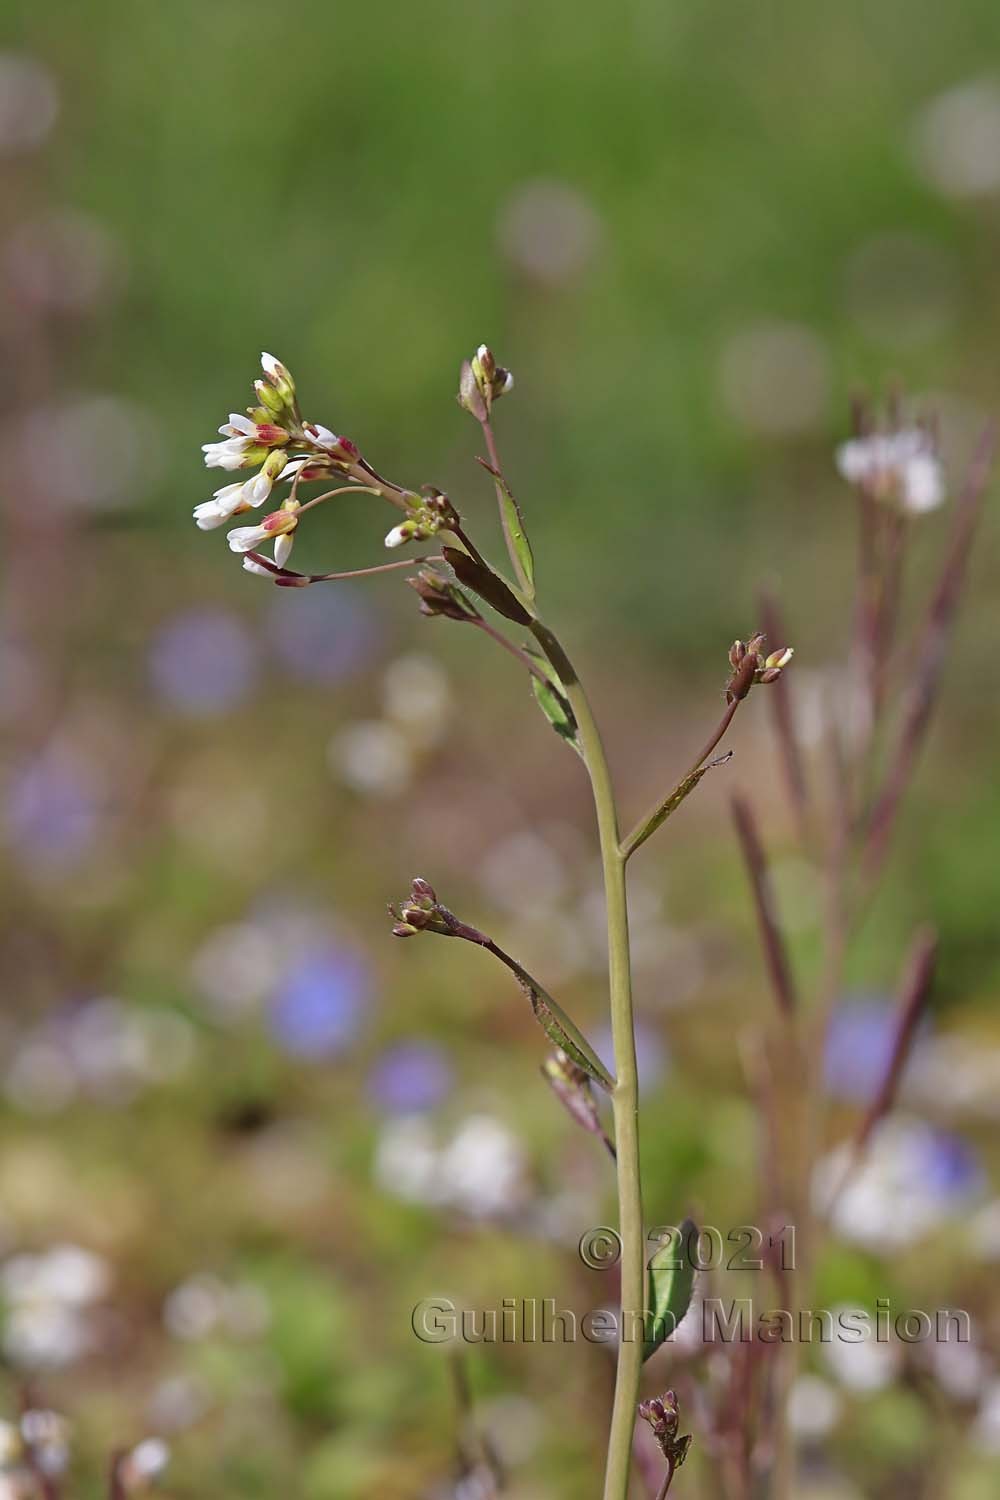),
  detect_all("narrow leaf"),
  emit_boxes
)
[477,458,535,599]
[506,961,613,1091]
[524,645,583,758]
[622,753,733,860]
[442,547,532,626]
[644,1218,698,1362]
